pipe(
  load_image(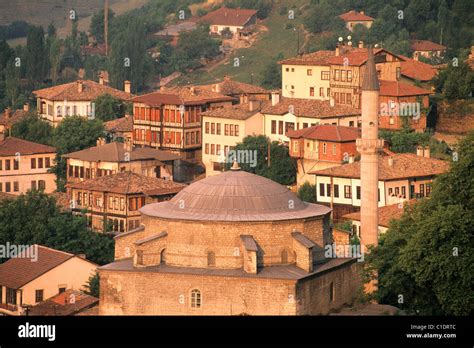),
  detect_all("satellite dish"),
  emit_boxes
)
[374,43,379,48]
[338,37,343,42]
[347,35,352,40]
[348,41,352,46]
